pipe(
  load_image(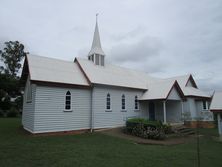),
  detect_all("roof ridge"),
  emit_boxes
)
[76,57,159,79]
[28,54,74,63]
[164,74,191,80]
